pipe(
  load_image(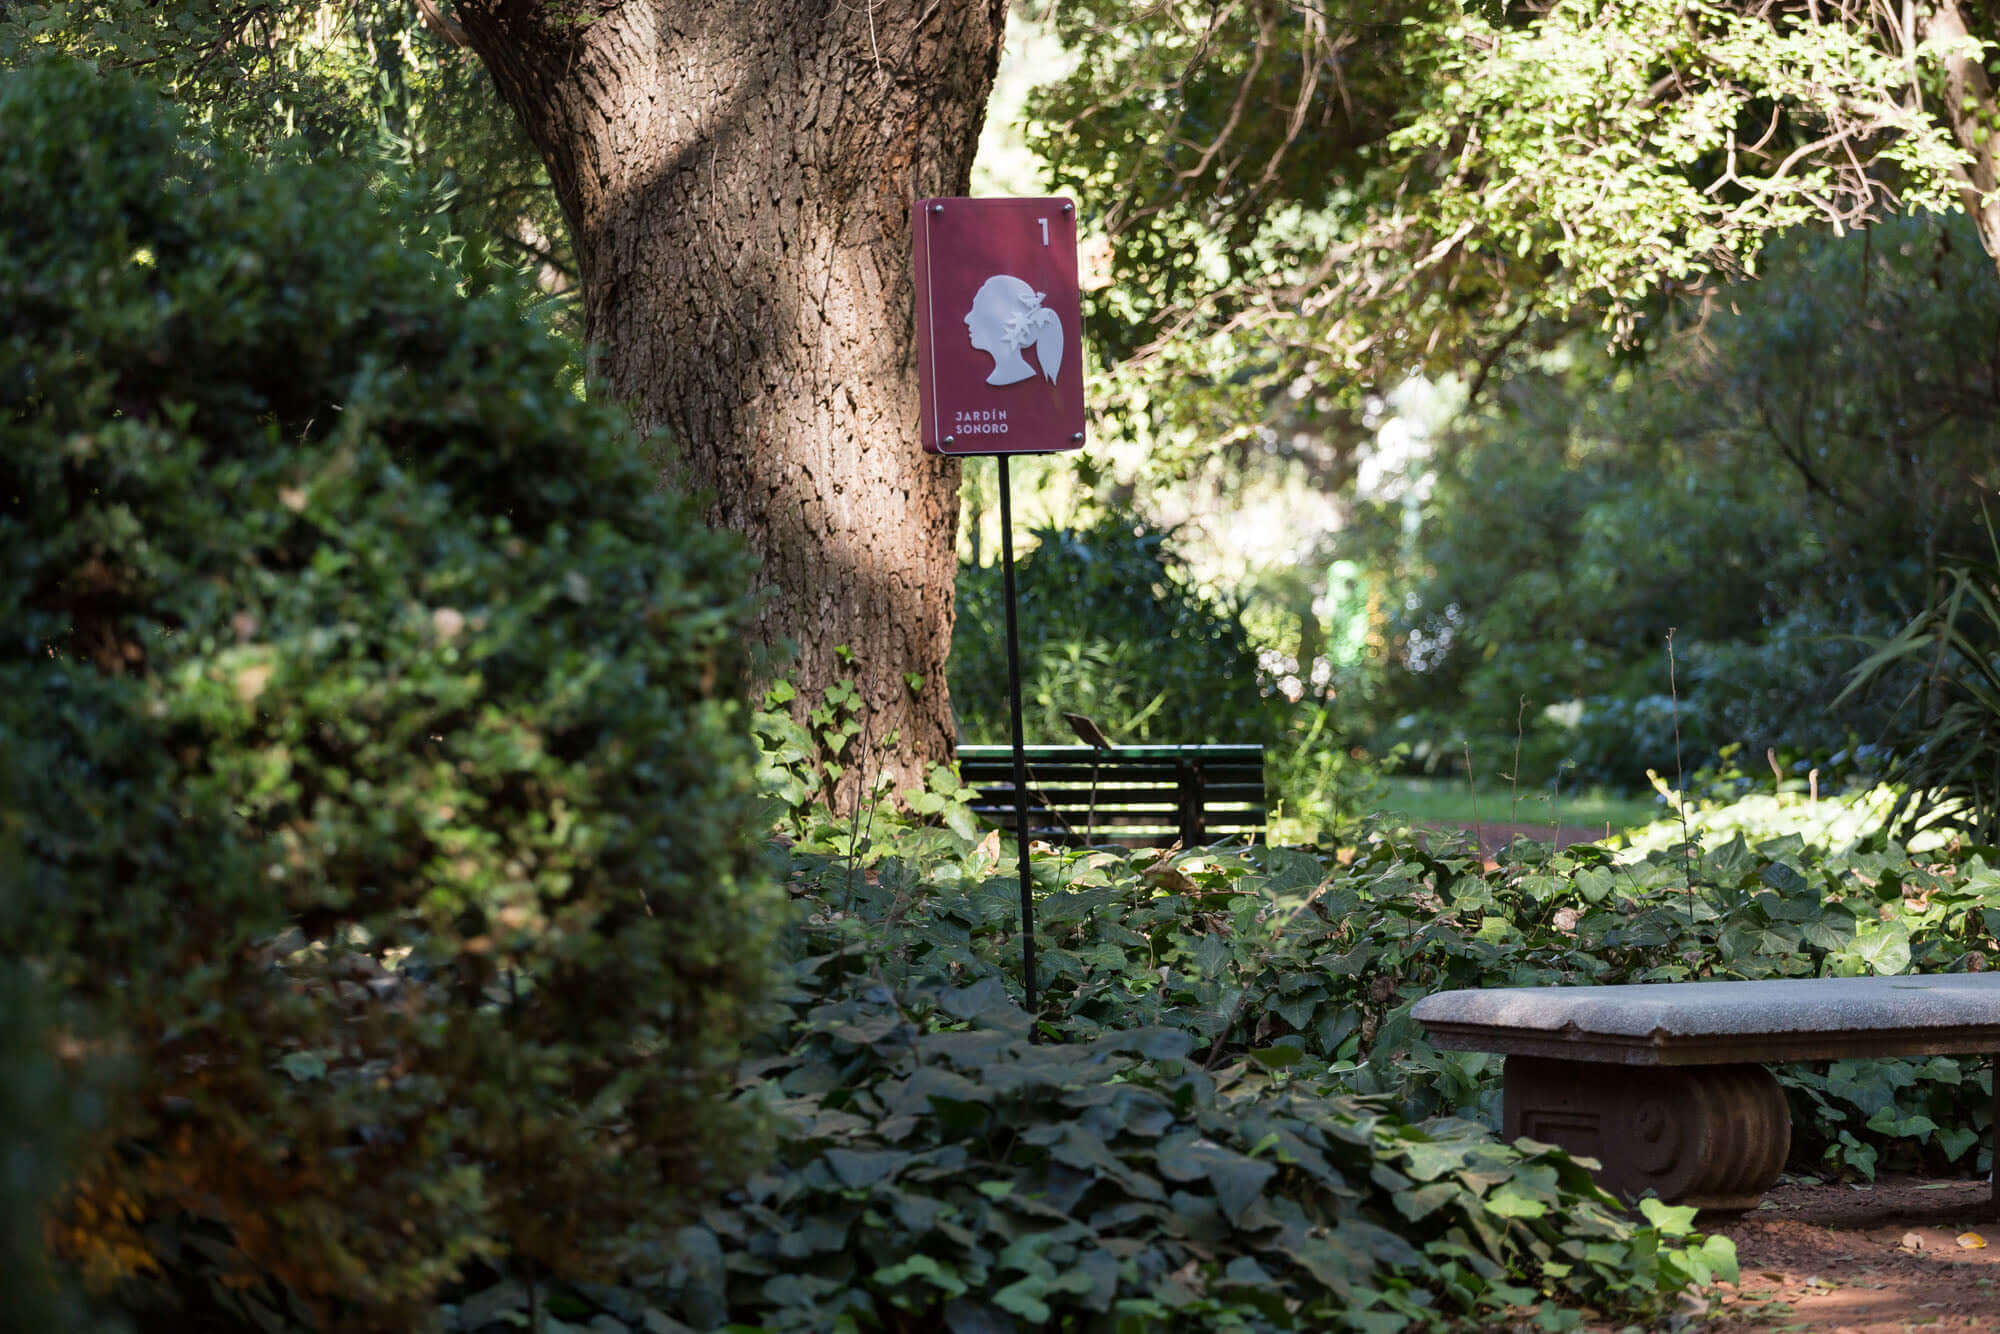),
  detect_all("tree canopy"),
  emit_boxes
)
[1033,0,1996,465]
[0,0,573,292]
